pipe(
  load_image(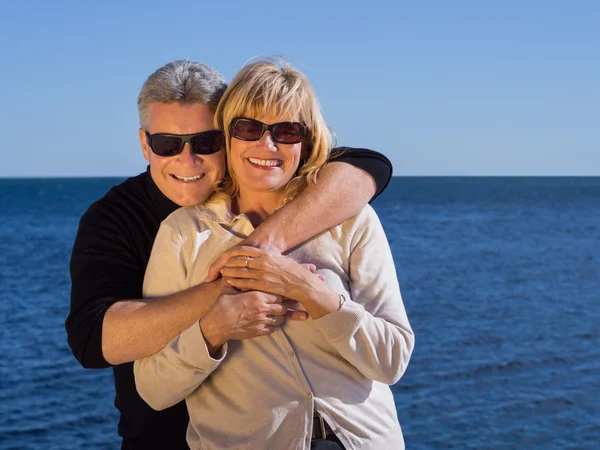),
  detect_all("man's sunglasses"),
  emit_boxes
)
[229,118,307,144]
[145,130,224,157]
